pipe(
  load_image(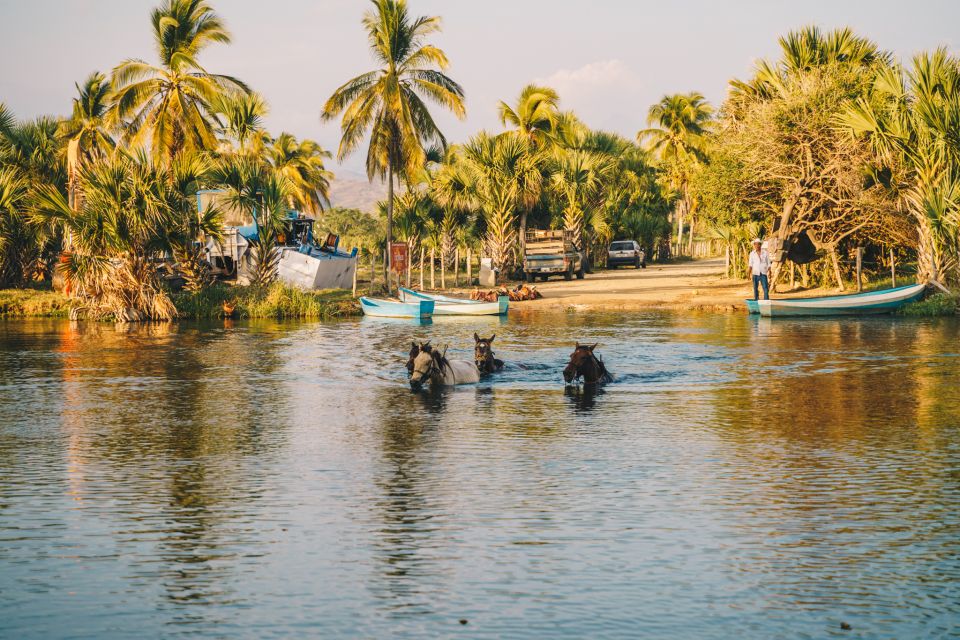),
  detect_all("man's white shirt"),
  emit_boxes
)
[749,249,771,276]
